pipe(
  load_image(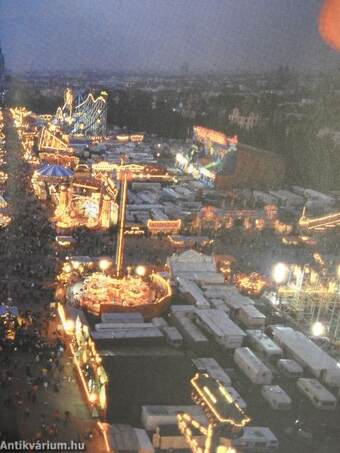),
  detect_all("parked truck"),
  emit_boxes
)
[194,309,246,349]
[234,347,273,384]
